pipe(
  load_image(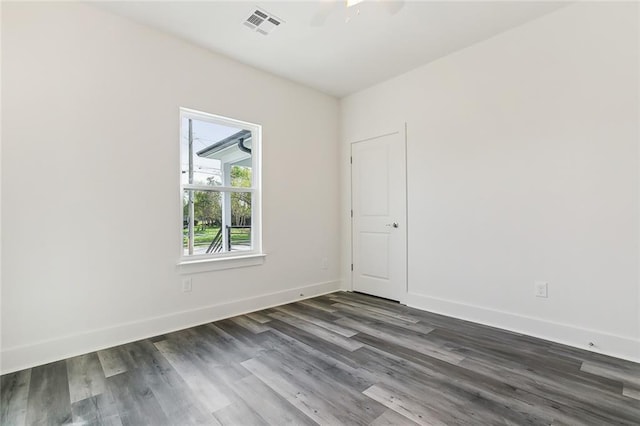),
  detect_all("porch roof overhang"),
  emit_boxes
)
[196,129,252,167]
